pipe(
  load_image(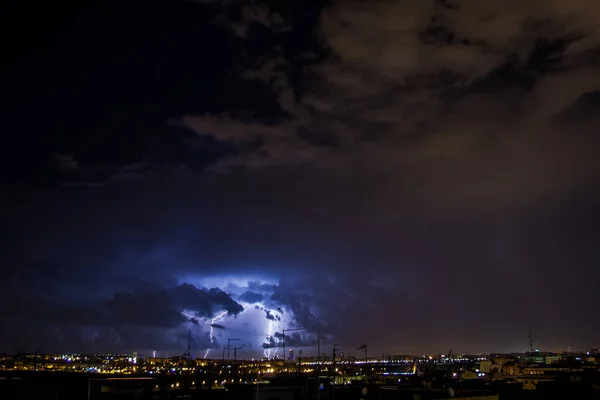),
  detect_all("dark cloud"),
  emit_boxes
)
[0,283,243,353]
[172,284,244,316]
[239,290,264,303]
[284,333,309,348]
[104,289,186,328]
[264,310,280,321]
[182,0,600,213]
[261,336,278,349]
